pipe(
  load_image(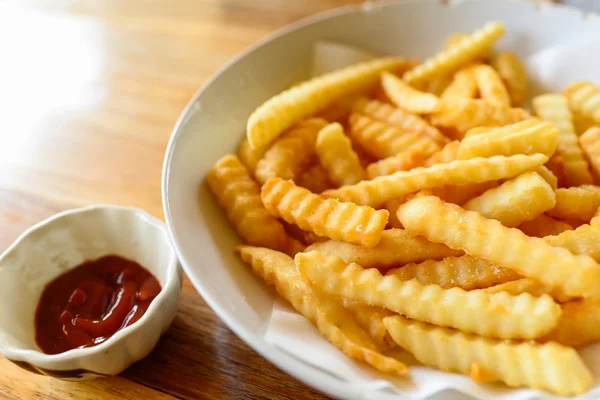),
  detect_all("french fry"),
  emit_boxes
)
[404,22,504,85]
[305,228,461,269]
[423,140,460,166]
[441,67,478,100]
[237,246,408,375]
[545,154,567,188]
[573,110,597,135]
[315,122,365,186]
[237,137,266,175]
[462,172,556,227]
[342,300,396,351]
[424,73,453,96]
[463,126,494,138]
[490,51,528,106]
[261,178,388,247]
[296,251,561,339]
[205,155,290,252]
[483,278,574,303]
[348,113,440,159]
[518,214,572,237]
[247,57,413,149]
[383,315,592,396]
[543,299,600,347]
[296,163,333,194]
[384,198,405,229]
[352,98,447,145]
[471,64,511,106]
[533,94,593,186]
[429,181,499,205]
[580,127,600,178]
[534,165,558,190]
[429,99,530,138]
[365,149,432,179]
[442,33,492,60]
[457,119,559,160]
[547,185,600,221]
[381,72,440,113]
[323,153,547,206]
[387,255,519,290]
[545,223,600,263]
[255,119,327,184]
[563,81,600,125]
[396,195,600,299]
[315,93,363,124]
